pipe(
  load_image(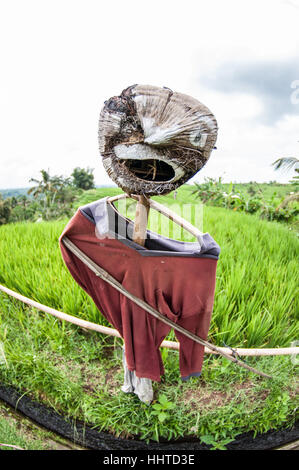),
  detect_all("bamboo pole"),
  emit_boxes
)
[132,195,150,246]
[0,283,298,357]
